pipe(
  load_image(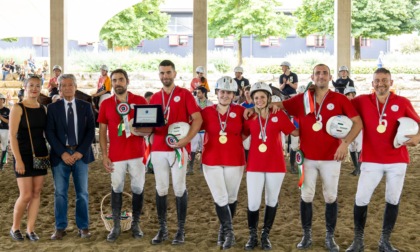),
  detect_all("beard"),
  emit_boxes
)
[114,85,127,95]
